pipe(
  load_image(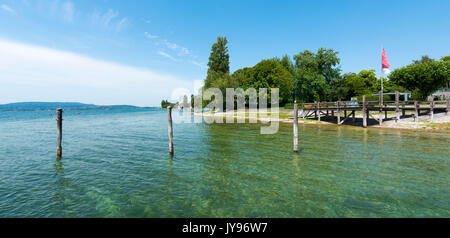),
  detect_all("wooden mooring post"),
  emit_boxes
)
[430,100,434,120]
[395,91,400,122]
[414,101,419,122]
[56,108,63,158]
[317,102,321,122]
[378,90,383,126]
[167,105,174,154]
[352,110,355,124]
[362,95,367,128]
[293,103,298,152]
[313,101,317,118]
[447,98,450,115]
[337,101,341,125]
[402,101,406,117]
